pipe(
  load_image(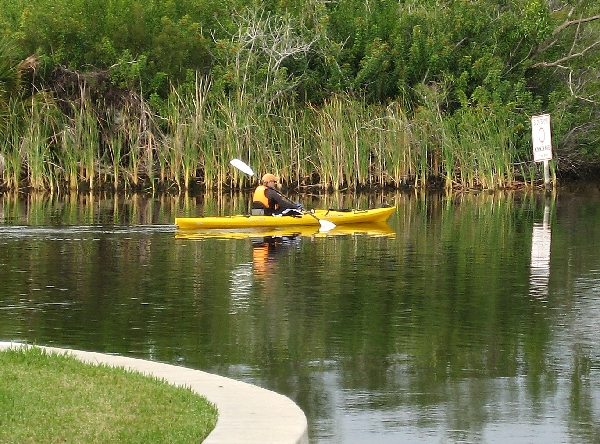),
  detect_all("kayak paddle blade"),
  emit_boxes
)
[230,159,255,177]
[318,219,336,232]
